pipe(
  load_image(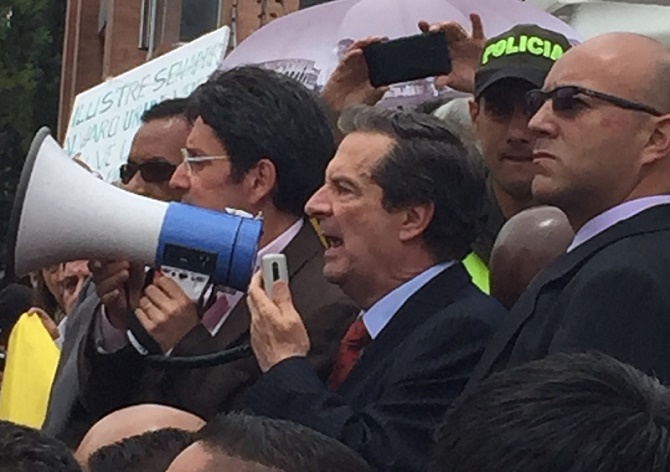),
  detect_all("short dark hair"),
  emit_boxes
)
[430,352,670,472]
[187,66,336,217]
[141,98,190,123]
[0,420,81,472]
[88,428,194,472]
[340,106,485,261]
[195,413,372,472]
